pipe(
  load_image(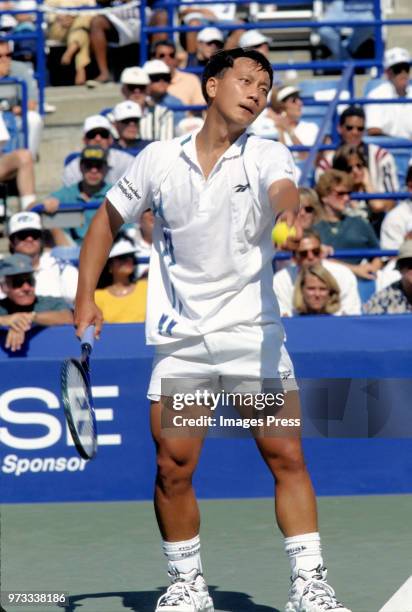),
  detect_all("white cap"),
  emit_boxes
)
[8,211,42,236]
[197,27,224,44]
[109,238,137,259]
[384,47,411,69]
[113,100,142,122]
[143,59,170,76]
[239,30,269,48]
[276,85,300,102]
[120,66,150,86]
[83,114,112,135]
